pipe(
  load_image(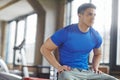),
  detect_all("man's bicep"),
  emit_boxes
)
[43,38,58,51]
[93,47,102,55]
